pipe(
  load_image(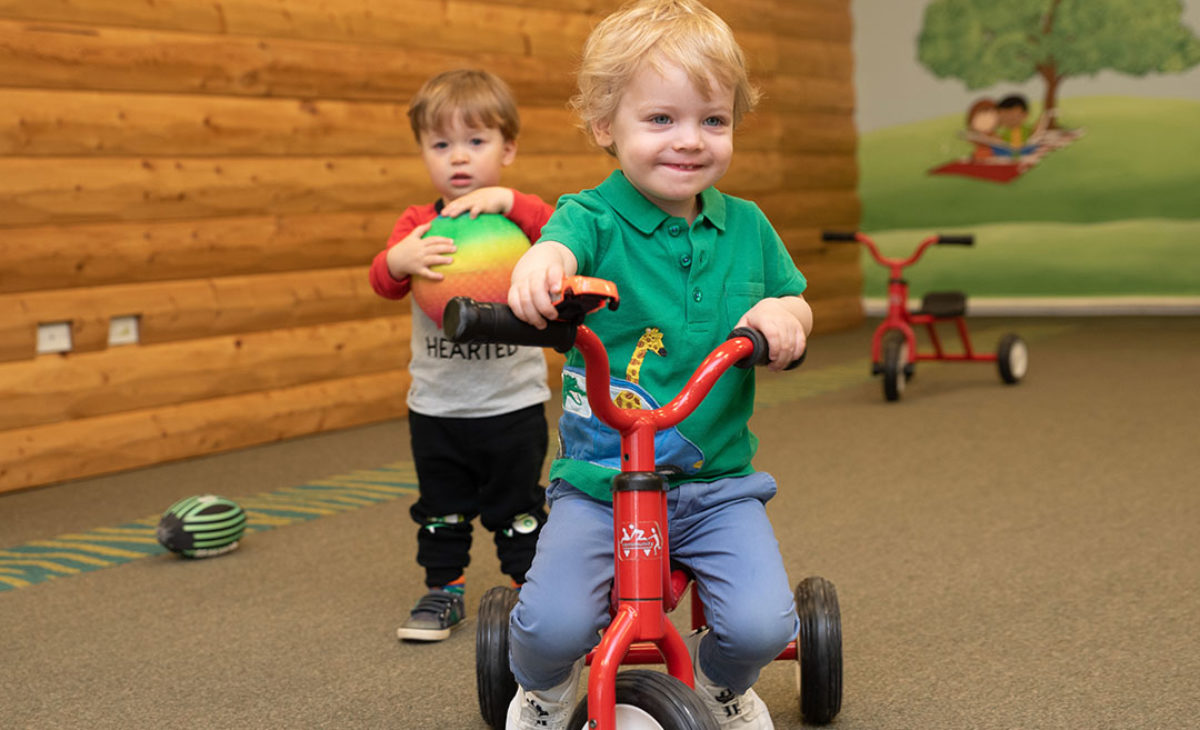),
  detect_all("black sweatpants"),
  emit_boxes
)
[408,403,548,587]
